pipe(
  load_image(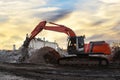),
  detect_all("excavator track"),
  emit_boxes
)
[42,50,109,66]
[58,55,109,66]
